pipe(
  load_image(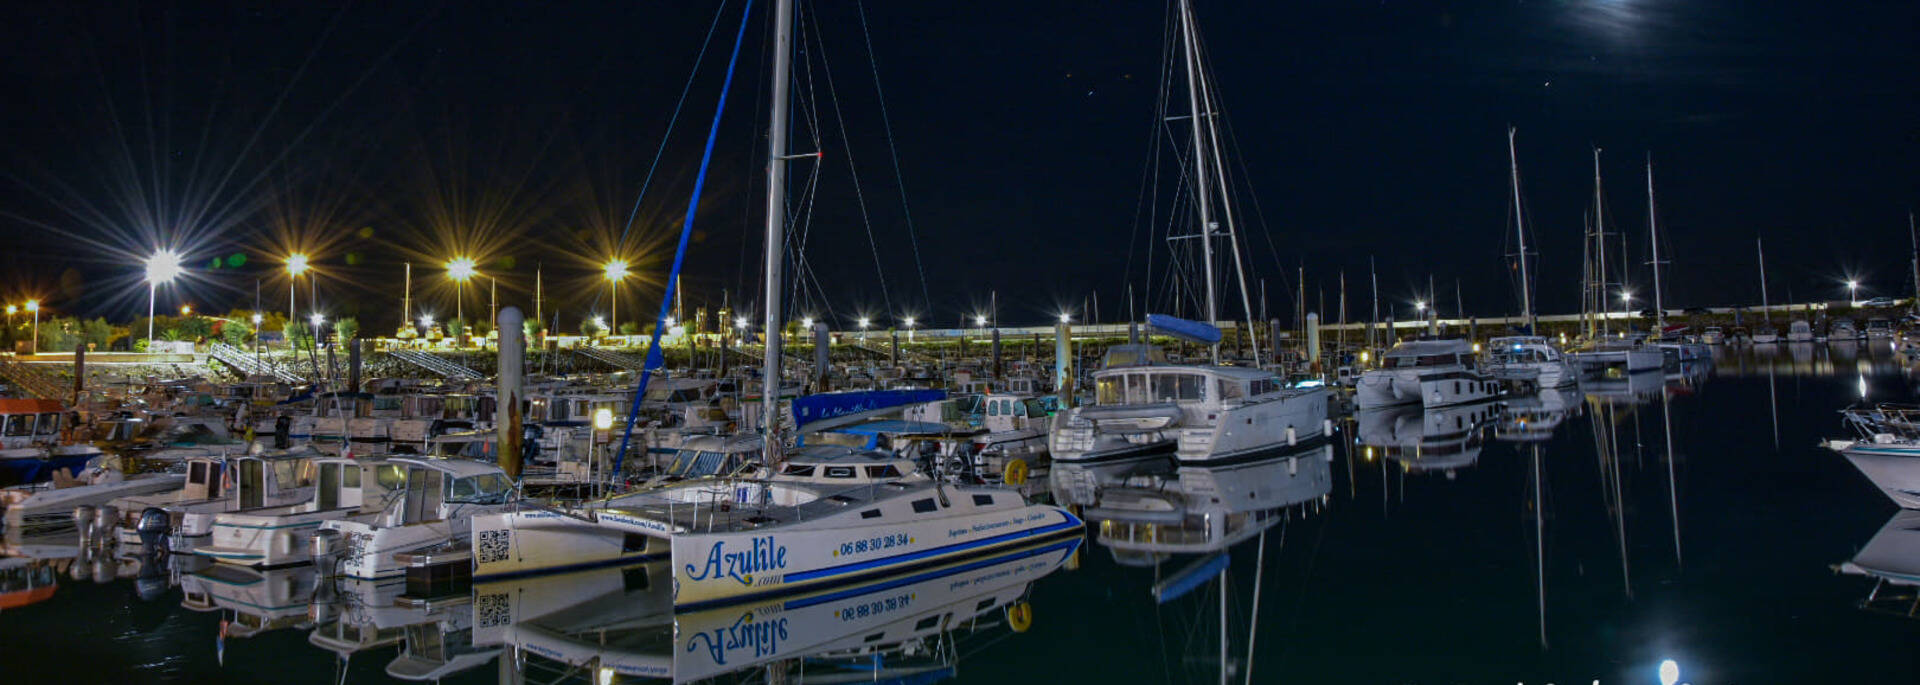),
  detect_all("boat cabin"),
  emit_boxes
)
[1485,336,1563,364]
[980,394,1050,432]
[0,399,66,449]
[655,434,763,481]
[1381,339,1477,370]
[768,445,920,486]
[373,458,514,528]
